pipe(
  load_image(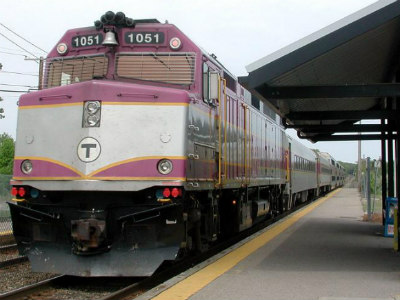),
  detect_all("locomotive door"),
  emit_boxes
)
[288,142,292,189]
[187,64,220,184]
[271,124,276,179]
[216,74,227,186]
